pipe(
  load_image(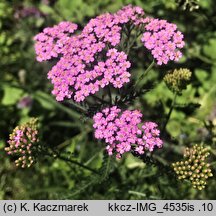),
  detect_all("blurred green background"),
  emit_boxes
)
[0,0,216,199]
